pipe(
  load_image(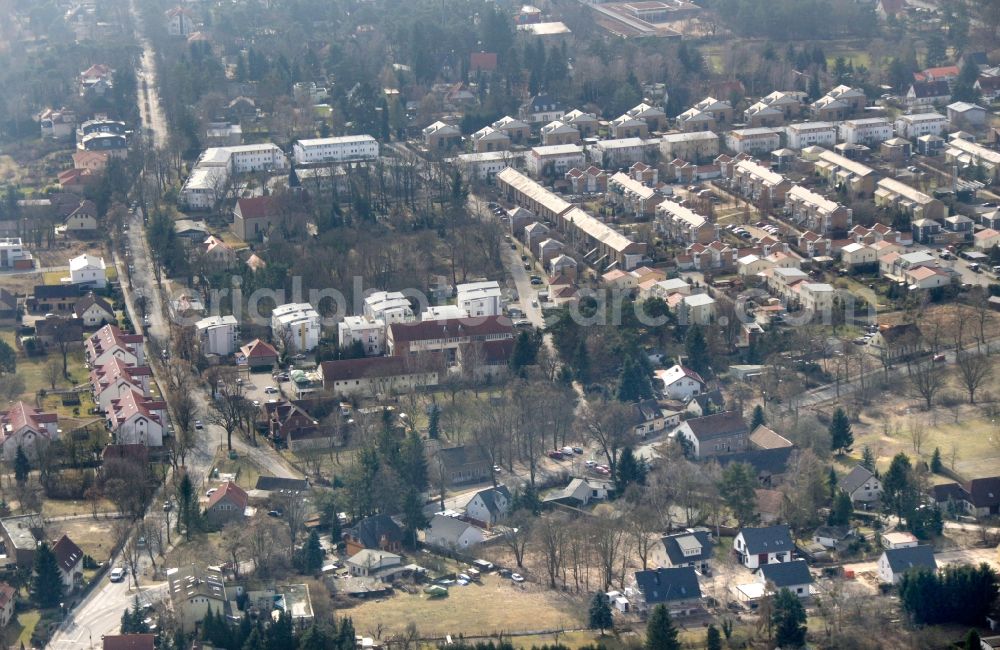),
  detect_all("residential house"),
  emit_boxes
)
[64,200,99,232]
[717,446,796,488]
[755,489,784,524]
[916,134,946,156]
[561,110,600,138]
[905,81,951,108]
[655,364,705,400]
[166,6,195,36]
[264,400,327,452]
[0,237,33,270]
[527,144,585,178]
[840,118,893,146]
[519,95,564,125]
[588,137,655,169]
[797,231,832,258]
[894,112,947,139]
[0,288,17,321]
[107,388,166,447]
[271,303,321,353]
[727,160,791,205]
[166,564,227,631]
[812,525,855,550]
[726,128,782,155]
[656,201,719,244]
[39,107,77,139]
[423,121,462,151]
[233,196,279,243]
[659,131,719,163]
[67,254,106,288]
[427,443,492,486]
[841,243,877,266]
[628,103,669,132]
[344,514,404,557]
[758,560,813,598]
[784,122,837,150]
[454,151,519,181]
[457,280,503,317]
[877,545,936,584]
[89,357,151,414]
[346,549,402,578]
[470,126,511,153]
[943,214,974,242]
[946,137,1000,182]
[319,356,440,397]
[606,172,661,218]
[544,477,613,506]
[681,293,717,326]
[204,481,249,528]
[386,315,514,358]
[633,399,674,437]
[195,315,239,356]
[811,85,866,120]
[690,97,735,126]
[841,465,882,505]
[743,102,785,128]
[292,135,379,164]
[1,402,59,461]
[814,150,877,197]
[465,486,512,526]
[947,102,988,129]
[733,525,794,569]
[875,178,947,221]
[237,339,279,369]
[491,116,531,144]
[975,228,1000,251]
[52,534,84,591]
[0,514,44,567]
[537,238,565,264]
[565,166,608,194]
[975,75,1000,102]
[785,186,852,233]
[633,567,703,616]
[549,254,577,278]
[609,114,648,139]
[880,137,913,163]
[74,294,115,328]
[0,582,15,628]
[202,236,236,268]
[931,477,1000,517]
[651,530,713,573]
[866,323,923,361]
[364,291,415,324]
[424,514,486,550]
[675,411,748,459]
[540,120,580,146]
[338,316,386,356]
